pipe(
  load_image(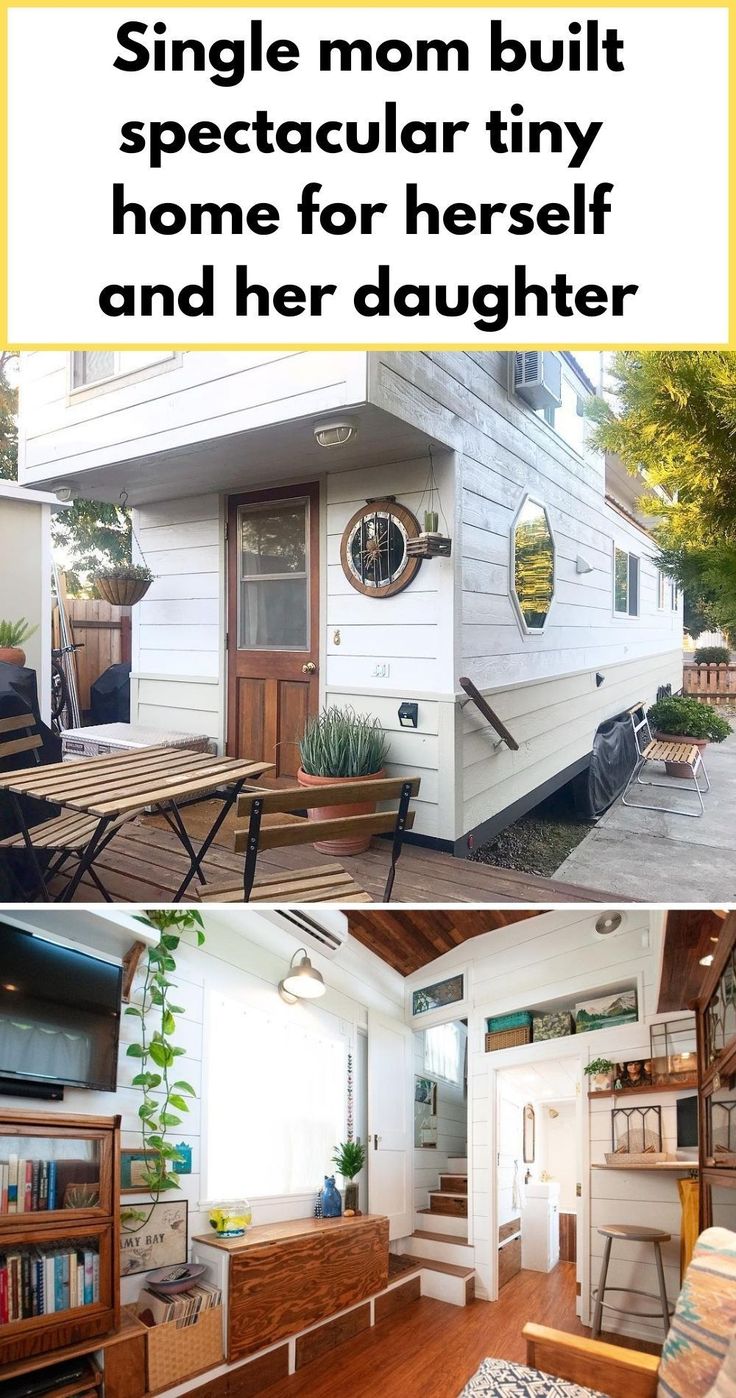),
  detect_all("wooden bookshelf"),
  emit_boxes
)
[0,1110,121,1366]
